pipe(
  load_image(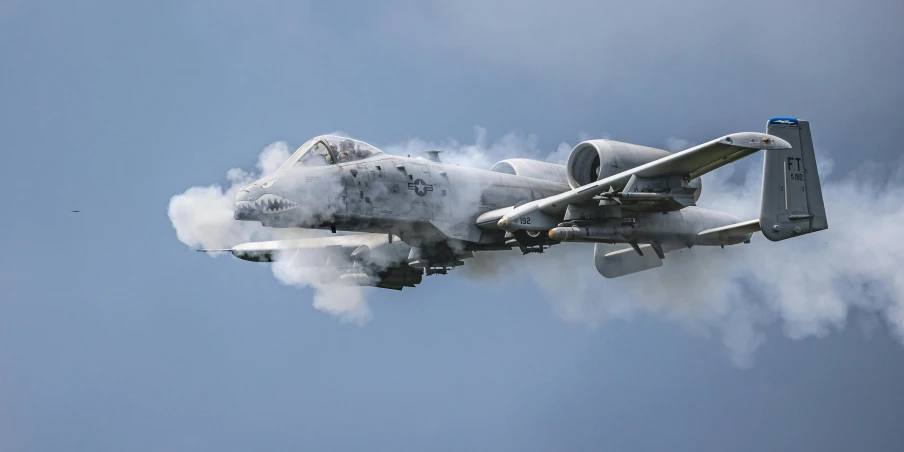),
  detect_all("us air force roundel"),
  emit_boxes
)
[407,178,434,196]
